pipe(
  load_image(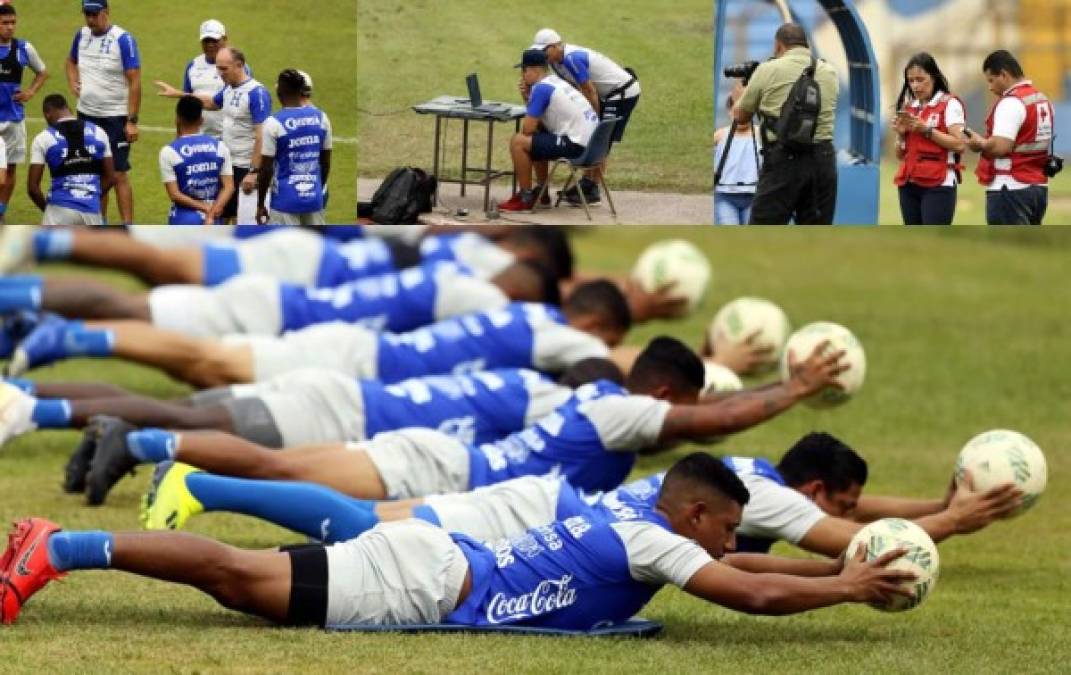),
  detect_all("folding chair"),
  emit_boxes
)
[535,117,619,221]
